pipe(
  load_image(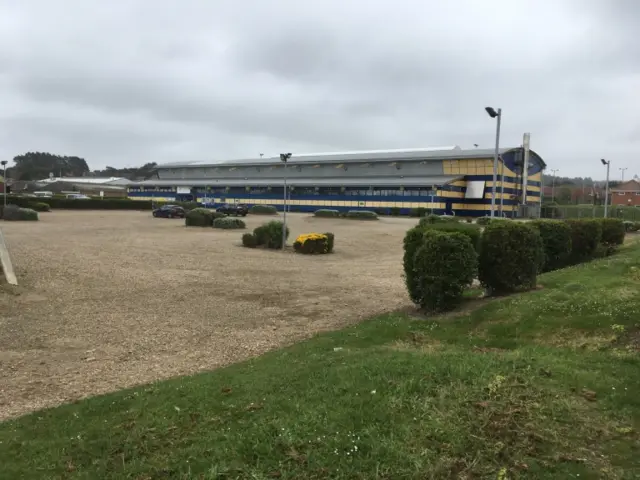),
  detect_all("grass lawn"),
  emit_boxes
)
[1,245,640,479]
